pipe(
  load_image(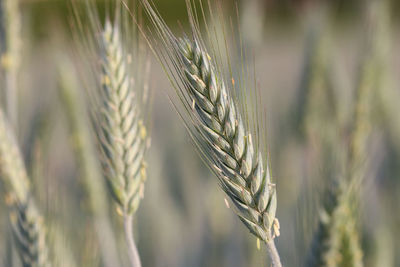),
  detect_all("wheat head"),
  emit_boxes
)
[178,37,278,243]
[96,20,149,216]
[0,110,50,267]
[135,0,280,265]
[306,180,363,267]
[306,3,385,266]
[10,201,50,267]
